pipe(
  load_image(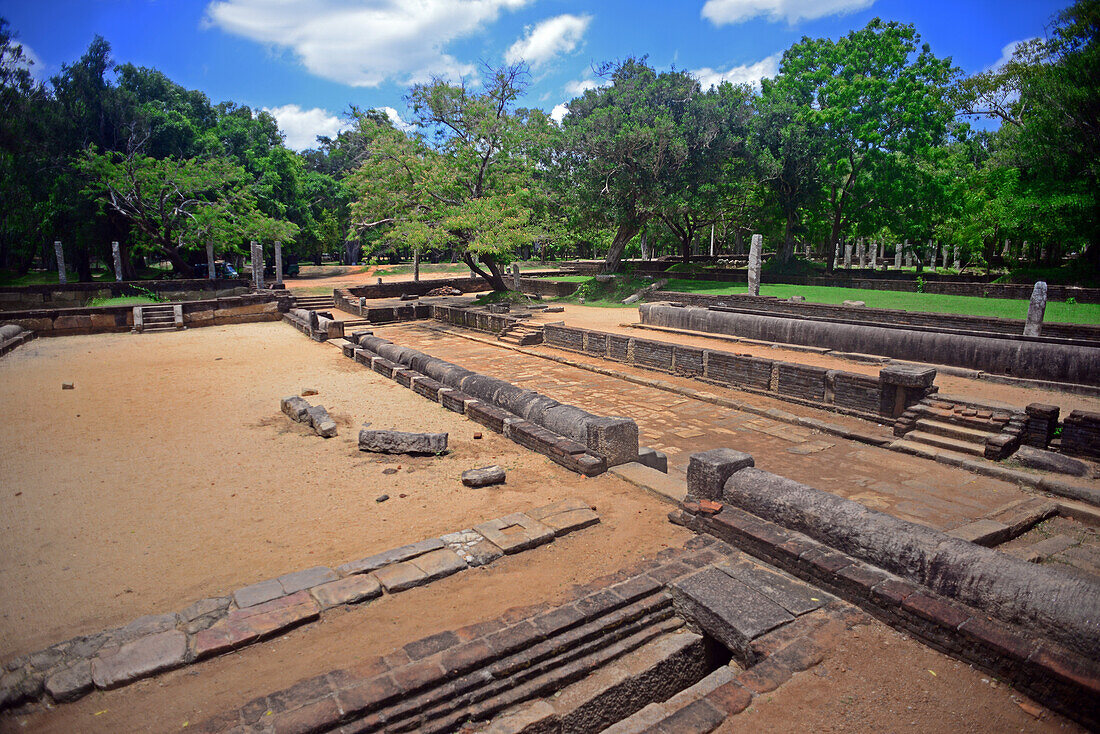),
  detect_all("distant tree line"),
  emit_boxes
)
[0,1,1095,289]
